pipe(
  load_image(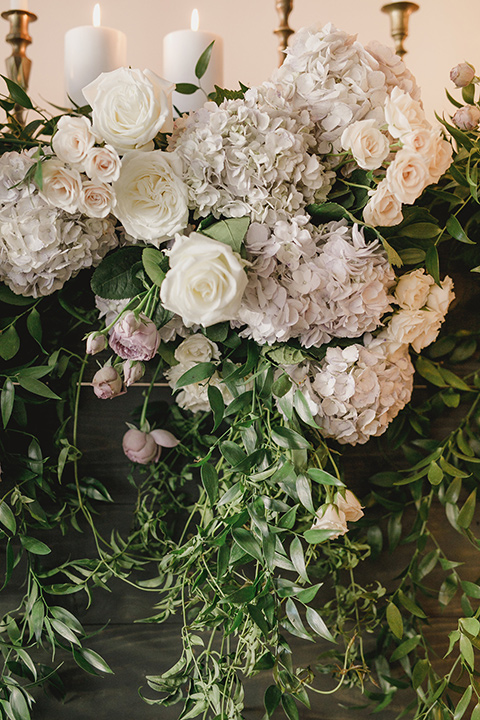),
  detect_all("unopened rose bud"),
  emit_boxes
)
[86,332,107,355]
[109,311,160,361]
[92,366,123,399]
[123,359,145,387]
[452,105,480,130]
[122,428,160,464]
[450,62,475,88]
